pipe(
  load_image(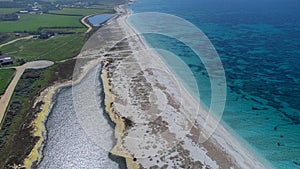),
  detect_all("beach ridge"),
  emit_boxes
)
[101,61,139,169]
